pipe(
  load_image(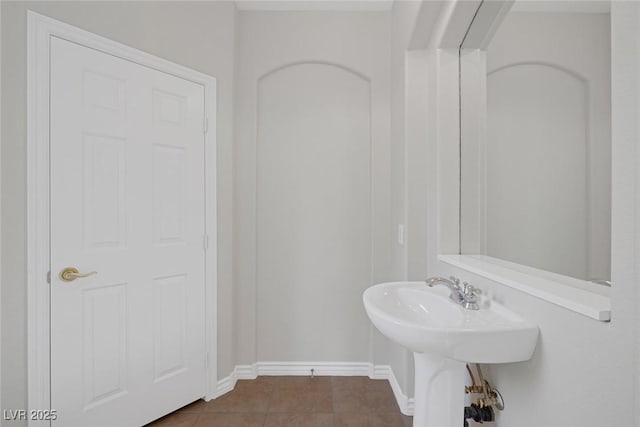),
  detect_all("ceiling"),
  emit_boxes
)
[234,0,394,12]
